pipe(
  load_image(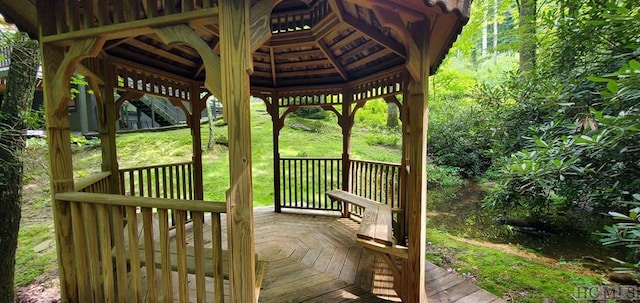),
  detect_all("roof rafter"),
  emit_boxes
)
[317,41,349,81]
[341,12,406,59]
